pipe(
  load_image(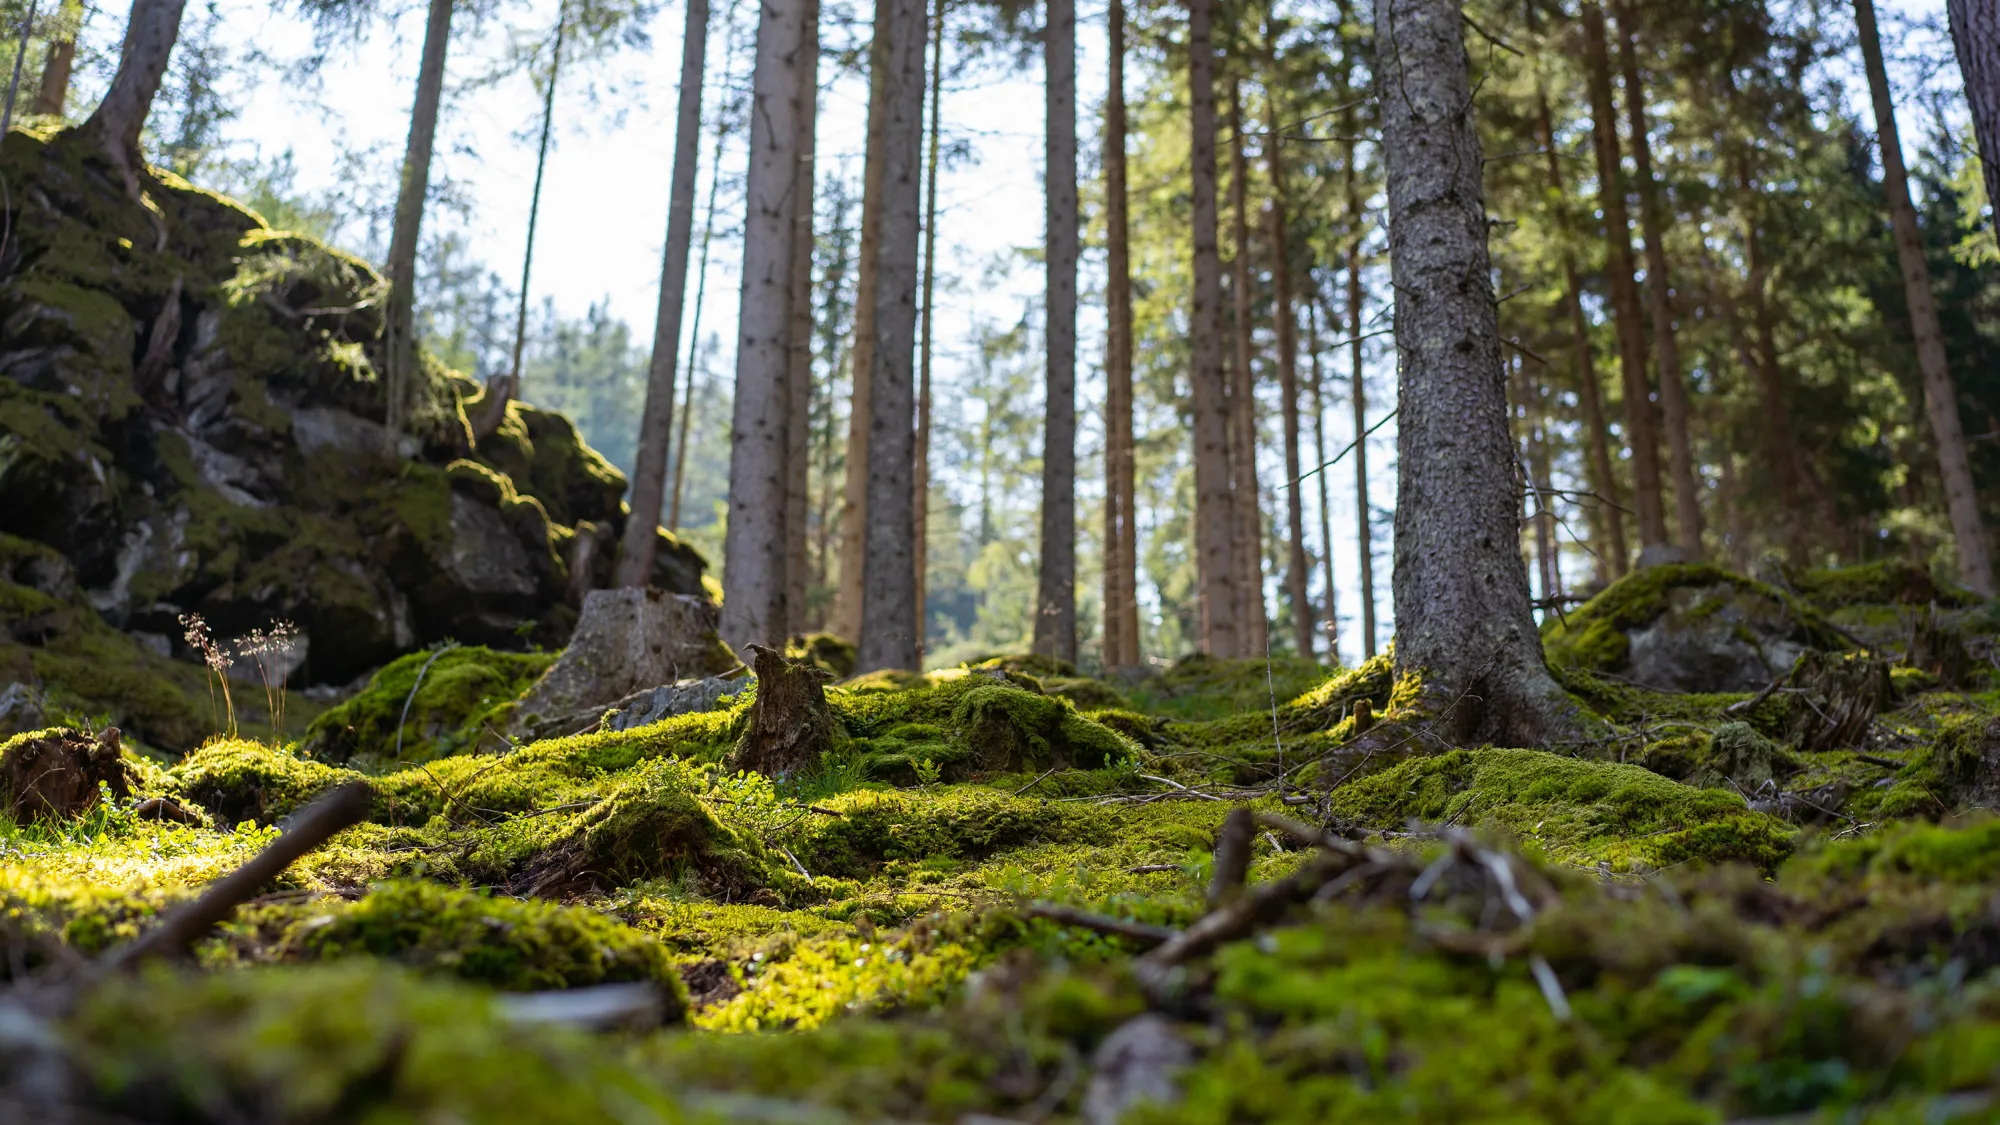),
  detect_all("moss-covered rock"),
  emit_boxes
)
[832,673,1136,782]
[171,737,369,825]
[518,758,768,898]
[1789,558,1980,611]
[300,645,555,767]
